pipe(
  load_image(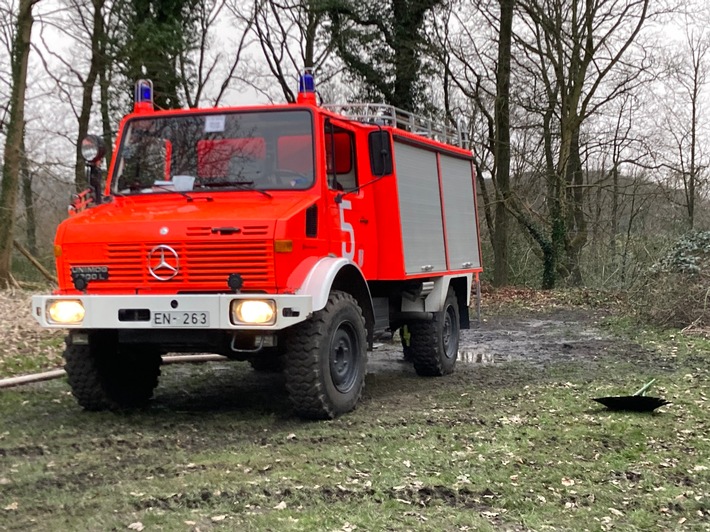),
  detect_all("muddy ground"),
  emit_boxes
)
[140,305,662,416]
[368,307,651,374]
[0,287,661,404]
